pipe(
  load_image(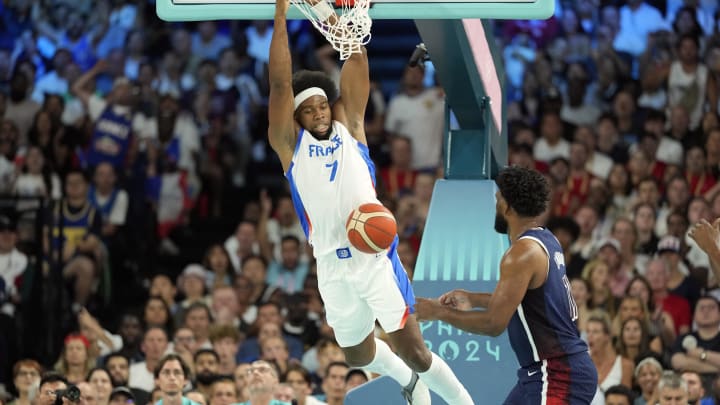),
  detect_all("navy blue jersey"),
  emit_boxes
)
[507,228,588,367]
[87,106,132,169]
